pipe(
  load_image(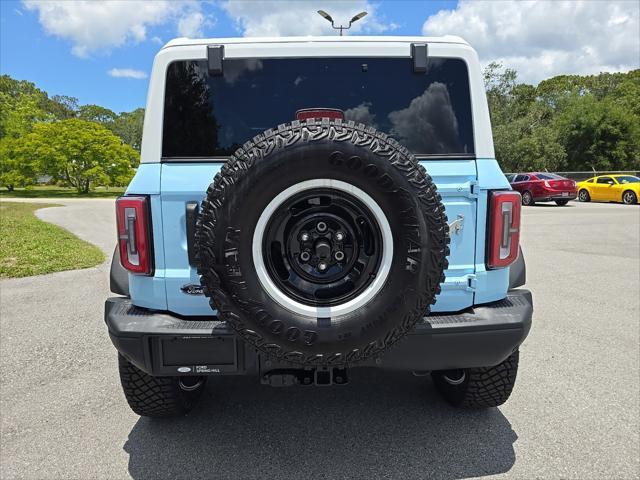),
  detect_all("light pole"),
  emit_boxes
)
[317,10,368,36]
